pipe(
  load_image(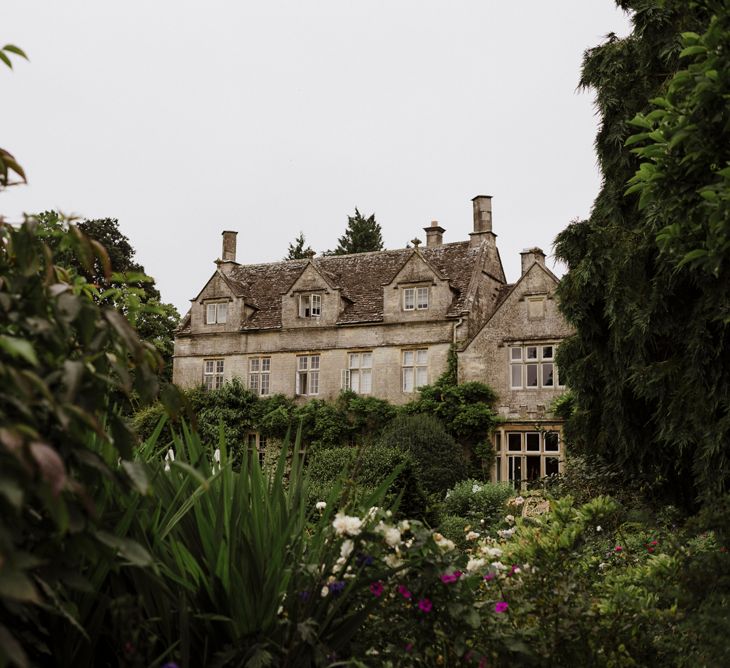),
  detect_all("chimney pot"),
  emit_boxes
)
[221,230,238,263]
[520,247,546,275]
[472,195,493,233]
